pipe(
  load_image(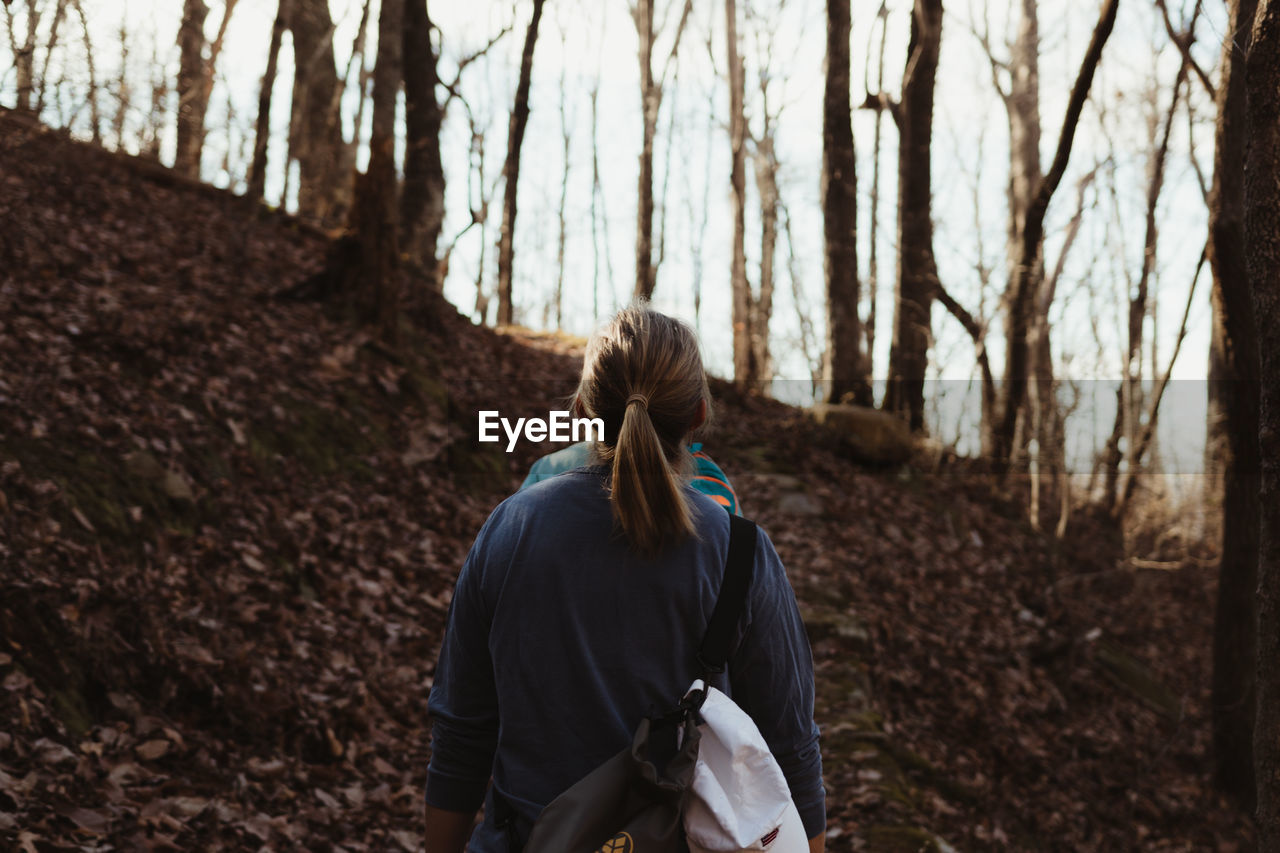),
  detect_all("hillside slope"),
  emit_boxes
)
[0,110,1251,851]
